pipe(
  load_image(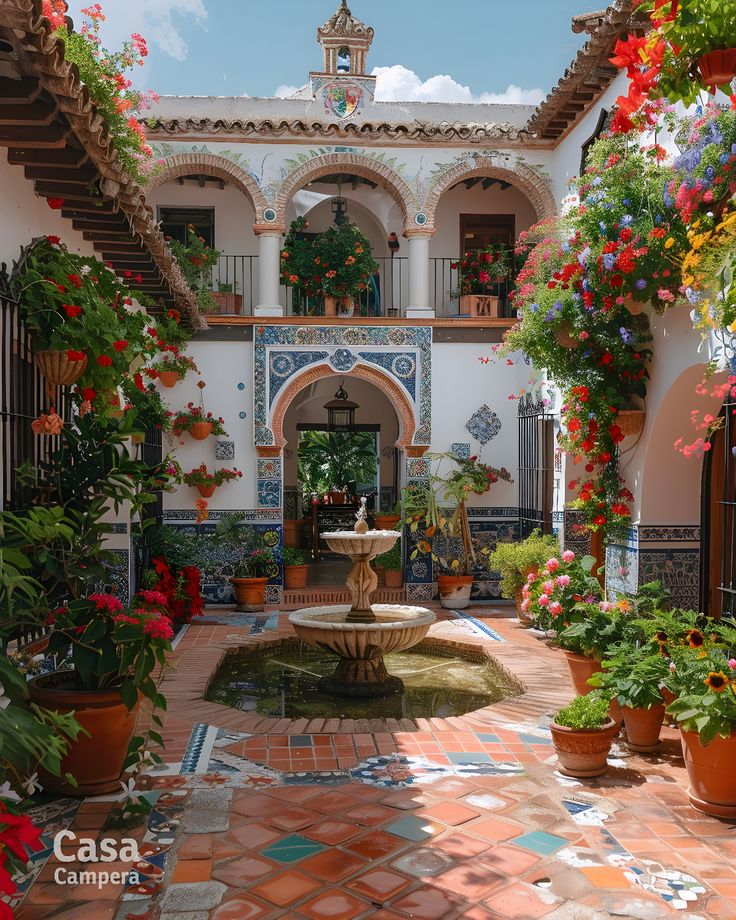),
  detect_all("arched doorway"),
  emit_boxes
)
[282,375,401,584]
[702,394,736,617]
